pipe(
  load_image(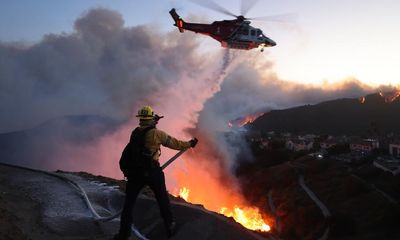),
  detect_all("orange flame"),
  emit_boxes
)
[168,129,272,234]
[228,112,264,128]
[220,206,271,232]
[385,91,400,103]
[178,187,190,201]
[239,115,259,126]
[174,187,271,232]
[378,90,400,103]
[359,96,366,104]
